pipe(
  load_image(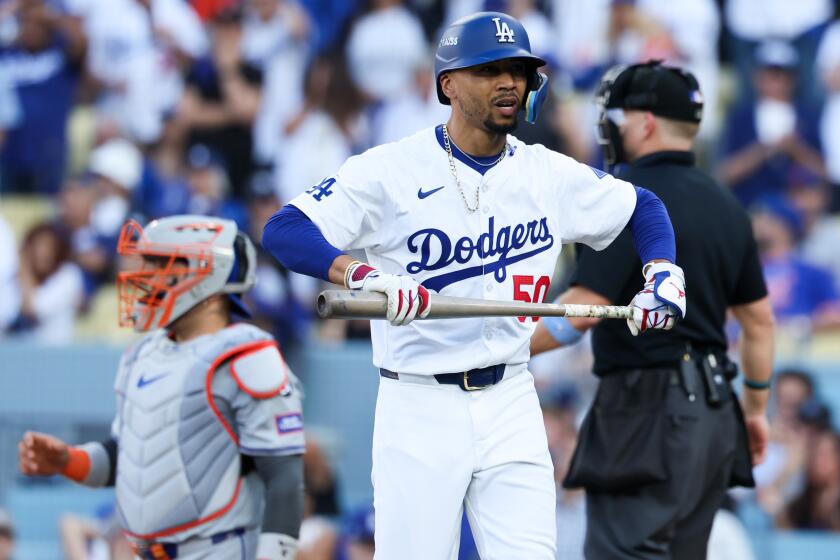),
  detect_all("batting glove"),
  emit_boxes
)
[345,261,431,326]
[627,262,686,336]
